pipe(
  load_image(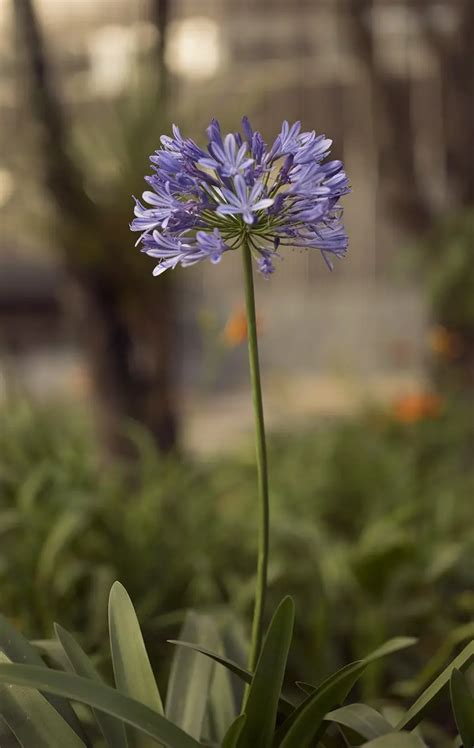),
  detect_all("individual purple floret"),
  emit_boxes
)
[217,175,274,225]
[131,117,350,277]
